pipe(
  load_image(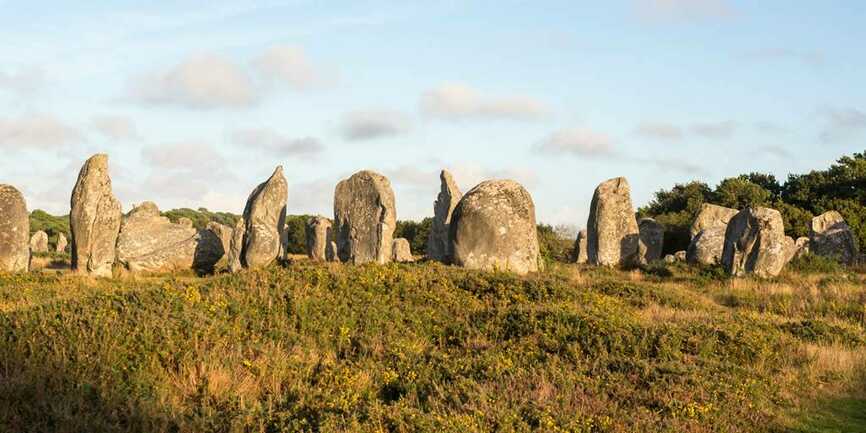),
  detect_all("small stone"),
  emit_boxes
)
[809,211,859,265]
[305,216,333,261]
[638,218,664,262]
[29,230,49,253]
[674,250,686,261]
[56,233,68,253]
[392,238,414,262]
[573,229,588,264]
